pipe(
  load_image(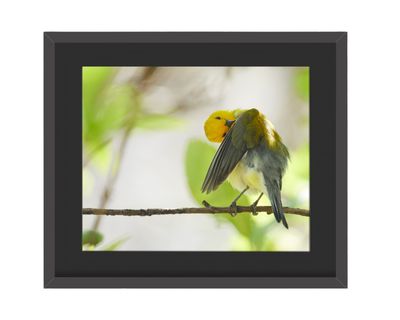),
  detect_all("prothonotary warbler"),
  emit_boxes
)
[202,108,290,228]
